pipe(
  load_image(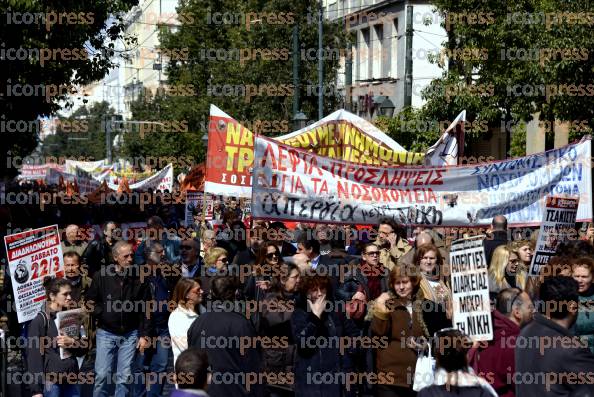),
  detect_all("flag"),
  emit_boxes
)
[424,110,466,166]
